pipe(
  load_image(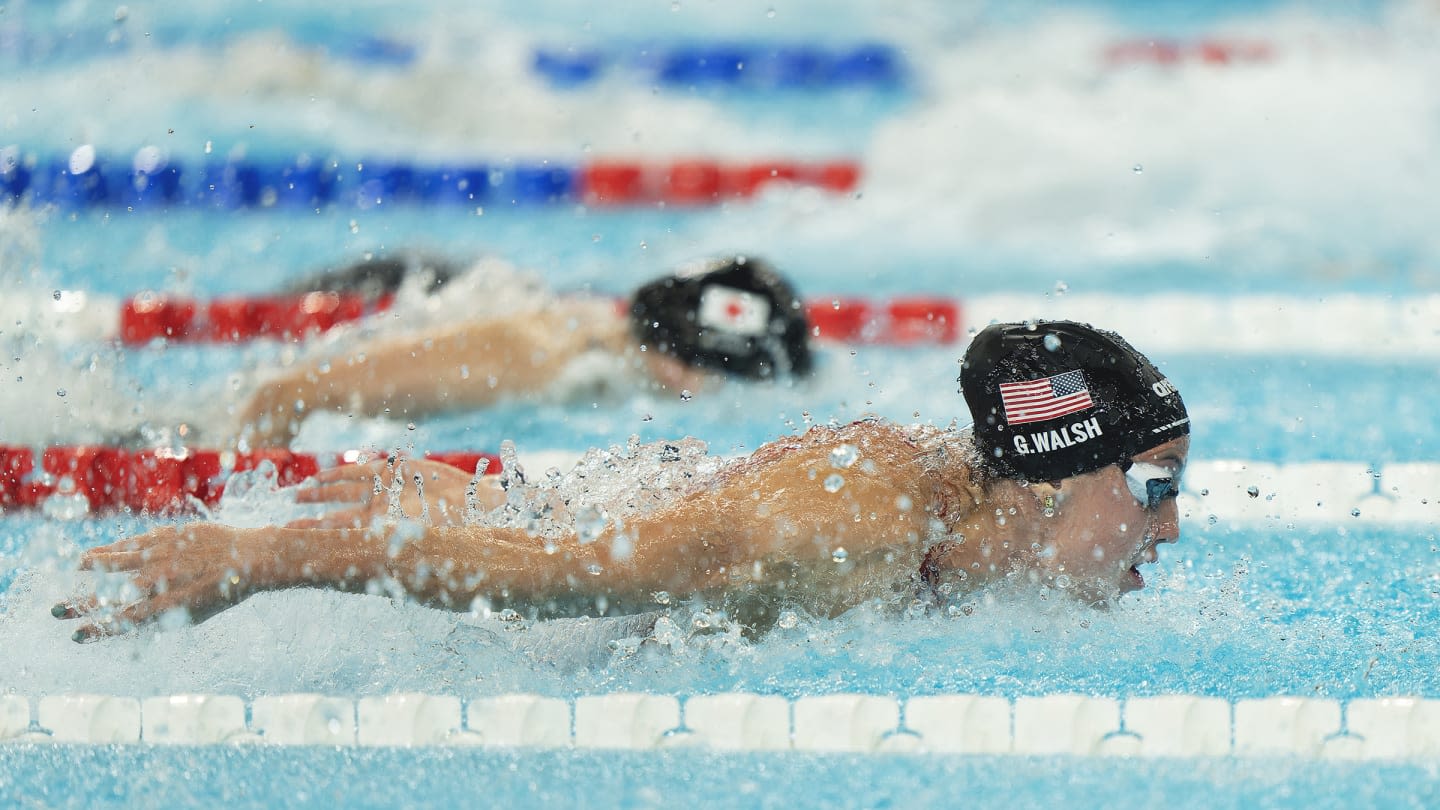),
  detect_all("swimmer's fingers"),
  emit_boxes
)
[51,573,160,620]
[76,534,152,559]
[51,594,100,621]
[67,589,196,643]
[77,525,200,571]
[77,548,149,573]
